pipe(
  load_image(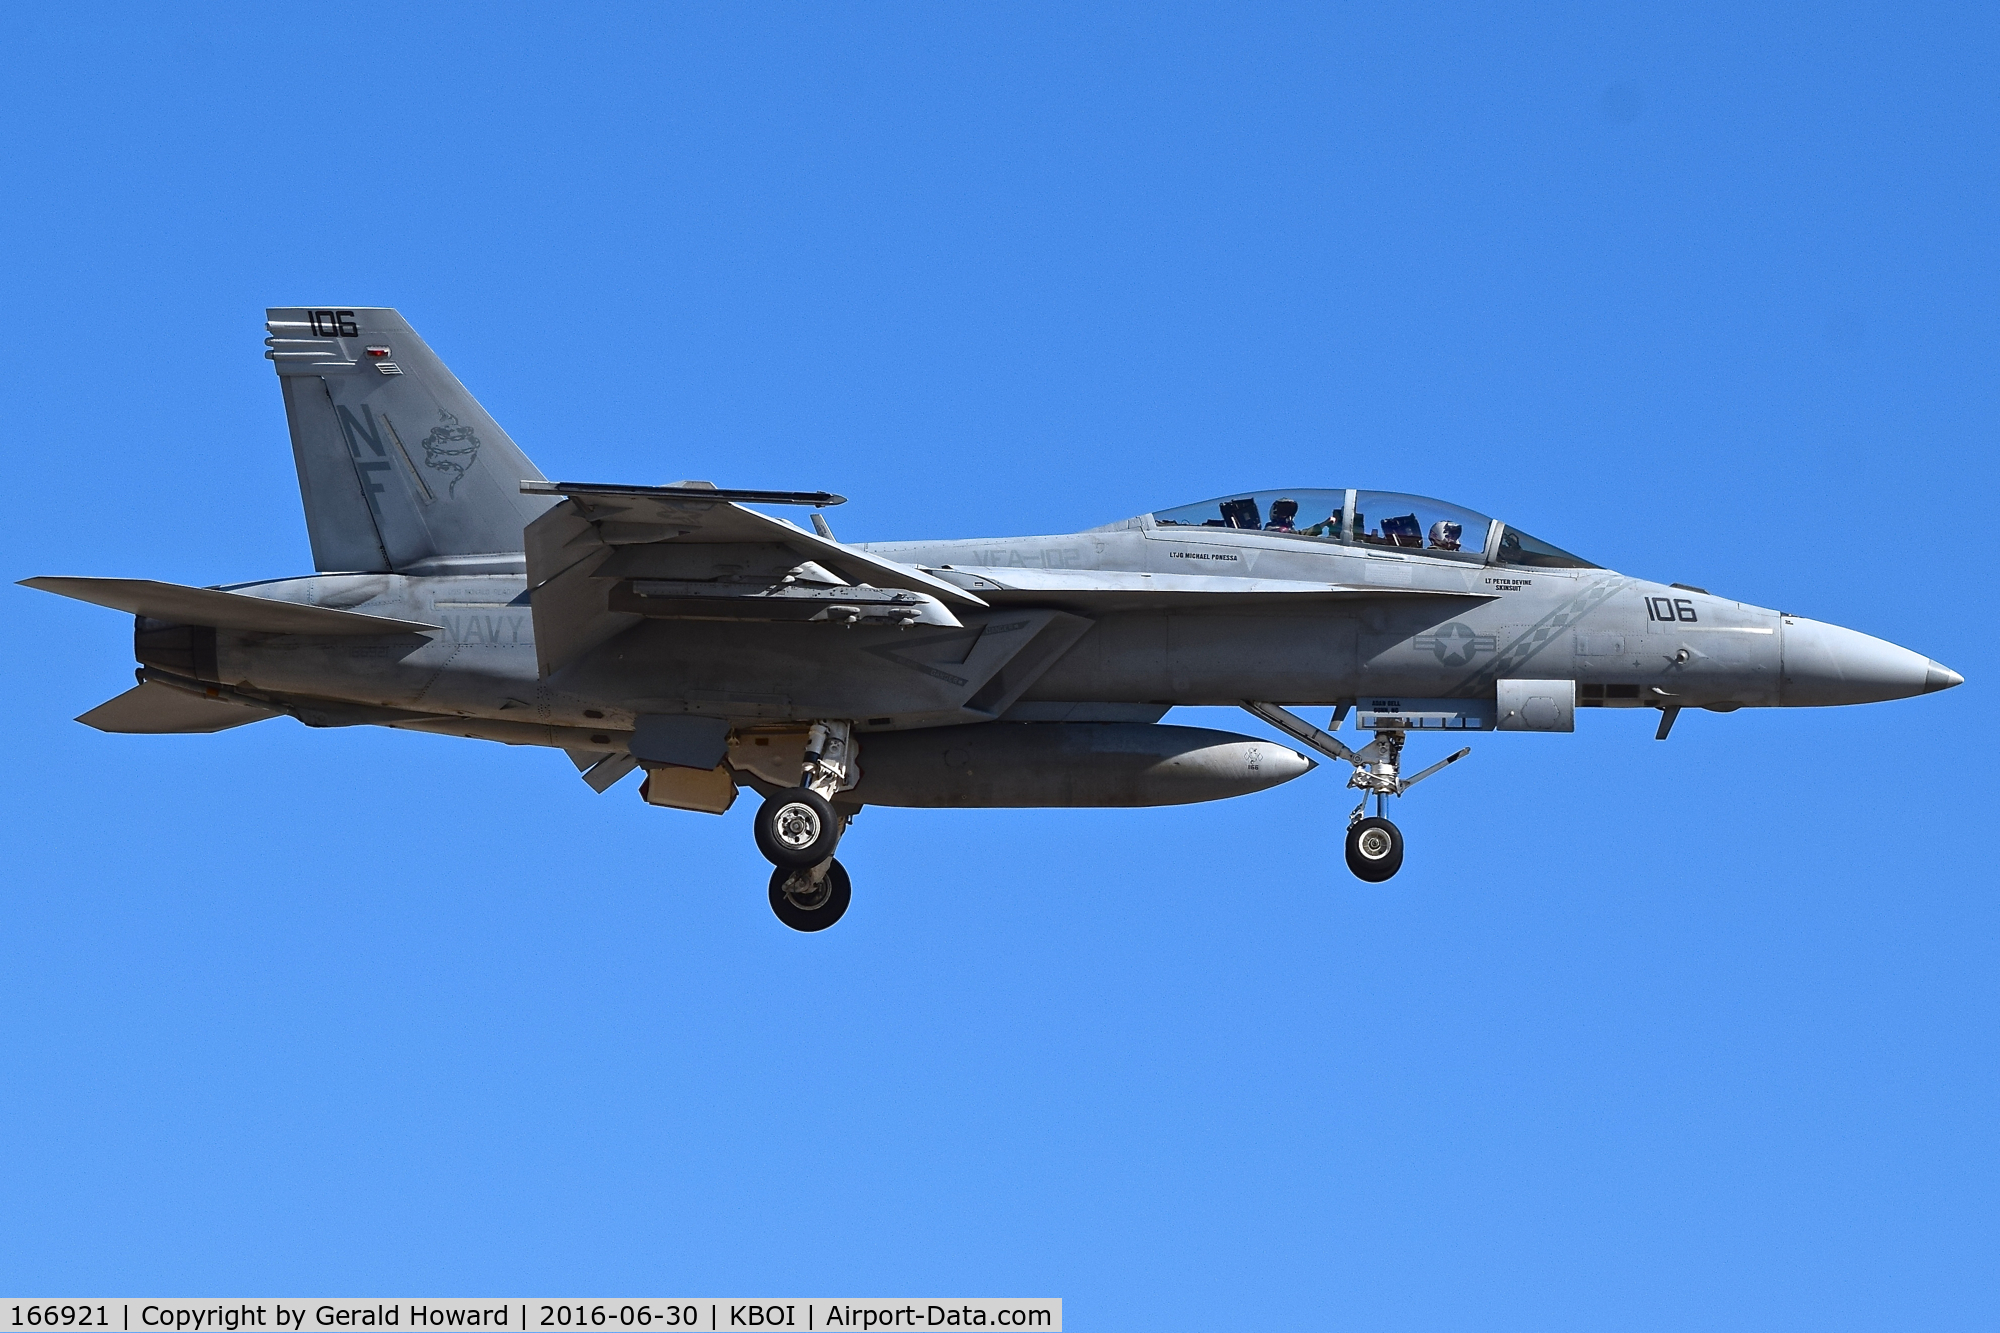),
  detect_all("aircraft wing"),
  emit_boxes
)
[523,481,988,677]
[77,681,280,733]
[21,577,442,635]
